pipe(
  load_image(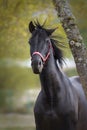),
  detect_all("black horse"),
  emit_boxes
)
[28,21,87,130]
